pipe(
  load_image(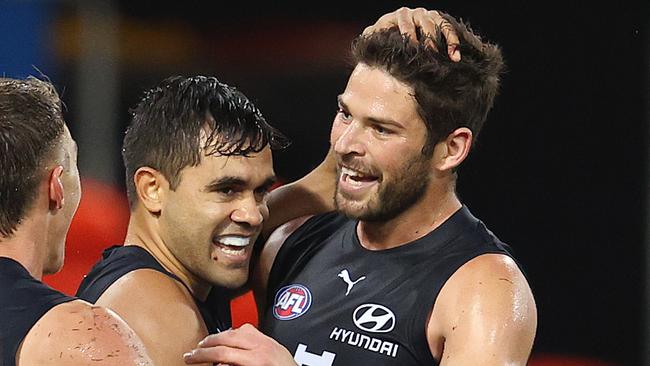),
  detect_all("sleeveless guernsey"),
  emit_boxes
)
[0,257,75,366]
[76,245,231,334]
[262,206,516,366]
